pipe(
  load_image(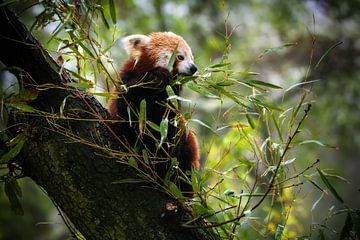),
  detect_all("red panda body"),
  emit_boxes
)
[108,32,199,195]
